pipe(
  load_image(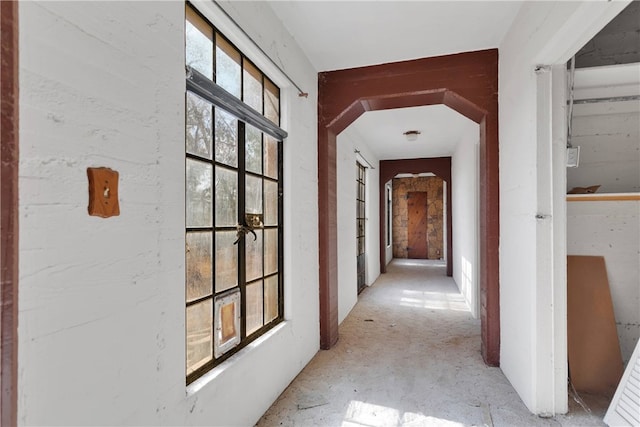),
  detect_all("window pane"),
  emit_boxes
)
[186,8,213,80]
[264,228,278,275]
[215,231,237,293]
[264,136,278,179]
[215,167,237,226]
[186,92,212,159]
[246,280,264,335]
[243,60,263,113]
[264,78,279,126]
[186,159,213,227]
[246,229,263,282]
[264,228,278,276]
[264,275,278,323]
[214,290,240,357]
[246,125,262,175]
[186,299,213,375]
[264,180,278,226]
[215,34,241,99]
[245,175,262,215]
[186,232,213,302]
[215,109,238,167]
